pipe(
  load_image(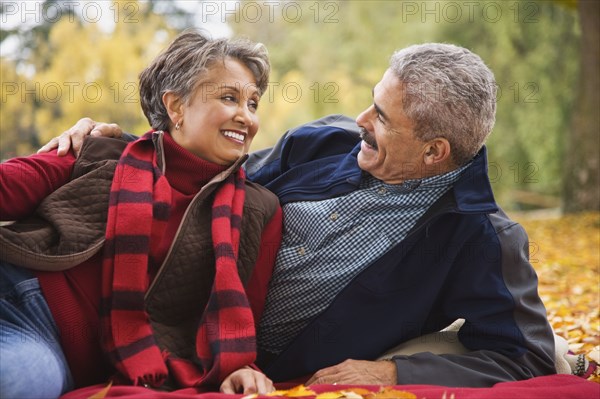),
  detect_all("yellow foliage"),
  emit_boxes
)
[1,0,175,159]
[513,211,600,381]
